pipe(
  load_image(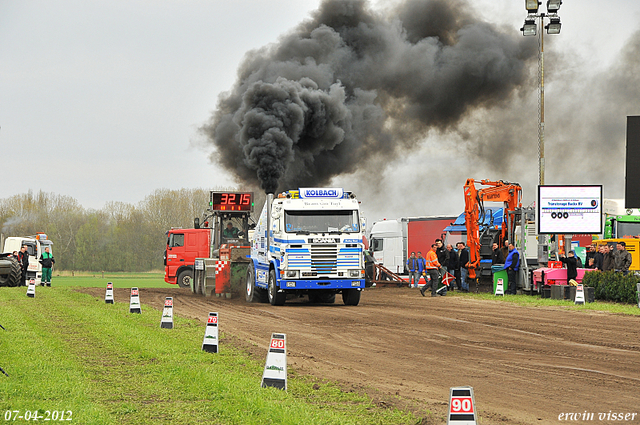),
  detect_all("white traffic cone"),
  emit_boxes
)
[160,297,173,329]
[202,312,219,353]
[129,287,141,313]
[261,333,287,390]
[105,282,114,304]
